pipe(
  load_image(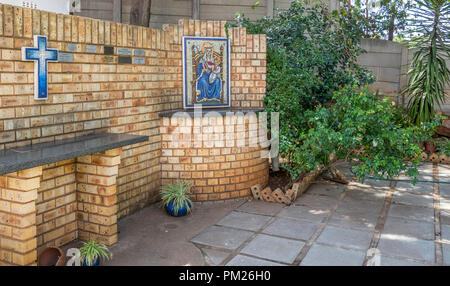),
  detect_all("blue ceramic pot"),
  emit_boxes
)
[164,200,192,217]
[82,257,100,266]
